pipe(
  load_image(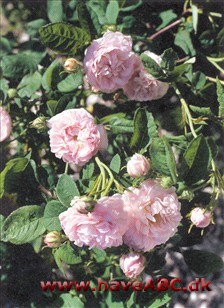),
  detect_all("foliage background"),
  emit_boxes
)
[0,0,224,307]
